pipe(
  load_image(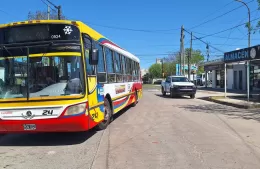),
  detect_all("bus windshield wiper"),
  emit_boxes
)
[1,46,13,57]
